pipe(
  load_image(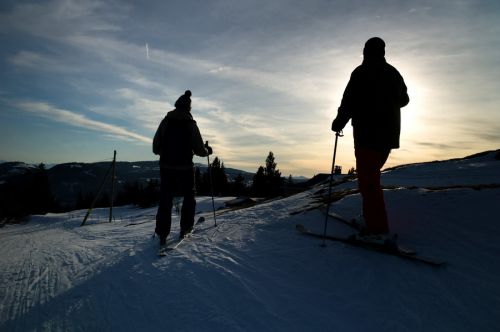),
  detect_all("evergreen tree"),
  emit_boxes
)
[75,190,92,210]
[265,151,283,197]
[209,157,228,196]
[138,179,159,208]
[115,181,141,206]
[195,167,204,194]
[0,163,57,220]
[115,180,159,208]
[252,166,266,197]
[232,173,247,196]
[252,151,283,197]
[97,193,110,208]
[265,152,279,177]
[28,163,56,214]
